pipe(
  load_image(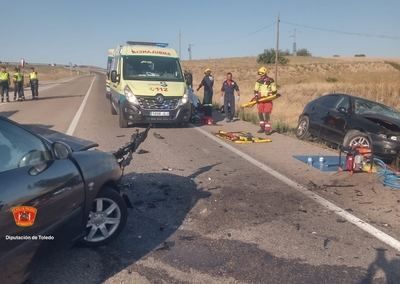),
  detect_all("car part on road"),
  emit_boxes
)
[113,125,151,171]
[81,187,128,246]
[215,130,272,144]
